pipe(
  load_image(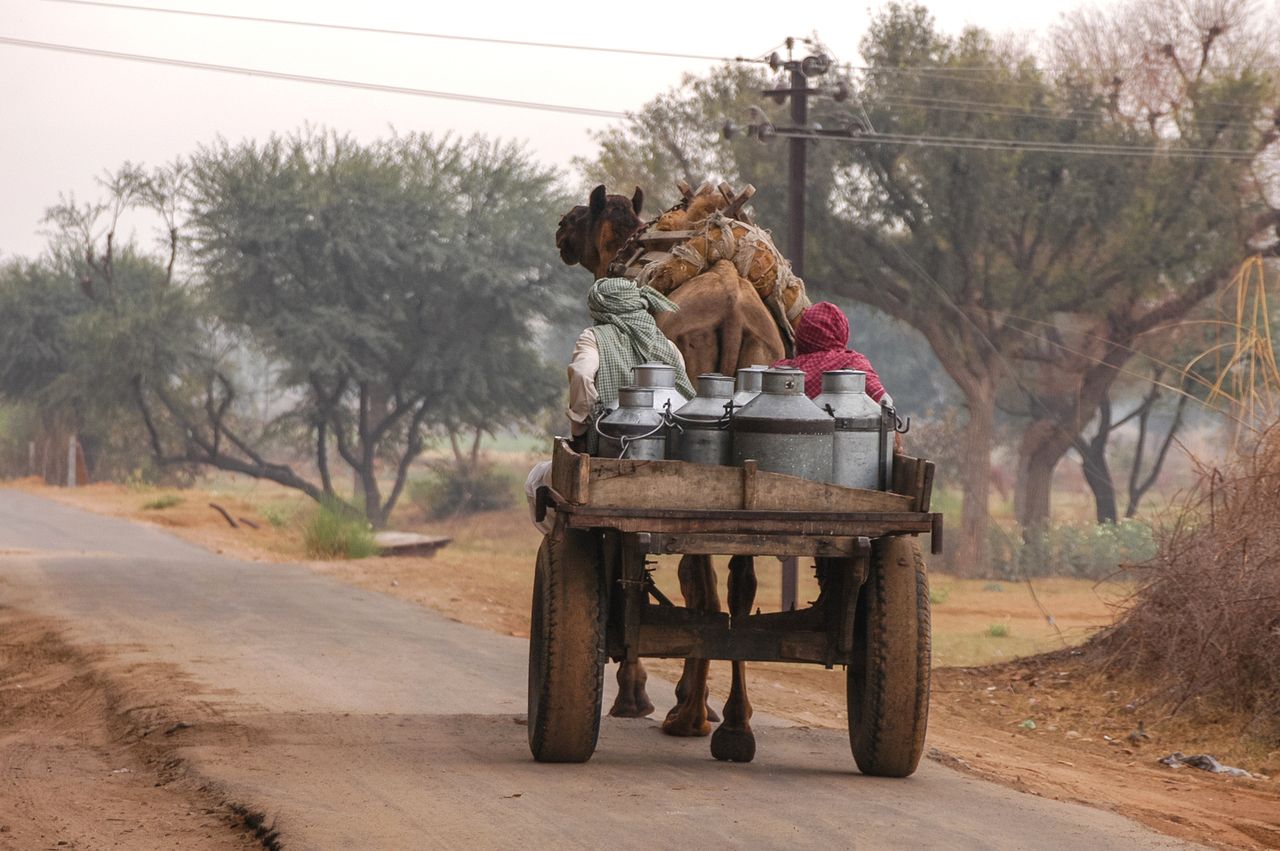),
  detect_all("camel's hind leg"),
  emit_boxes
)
[662,554,720,737]
[711,555,758,762]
